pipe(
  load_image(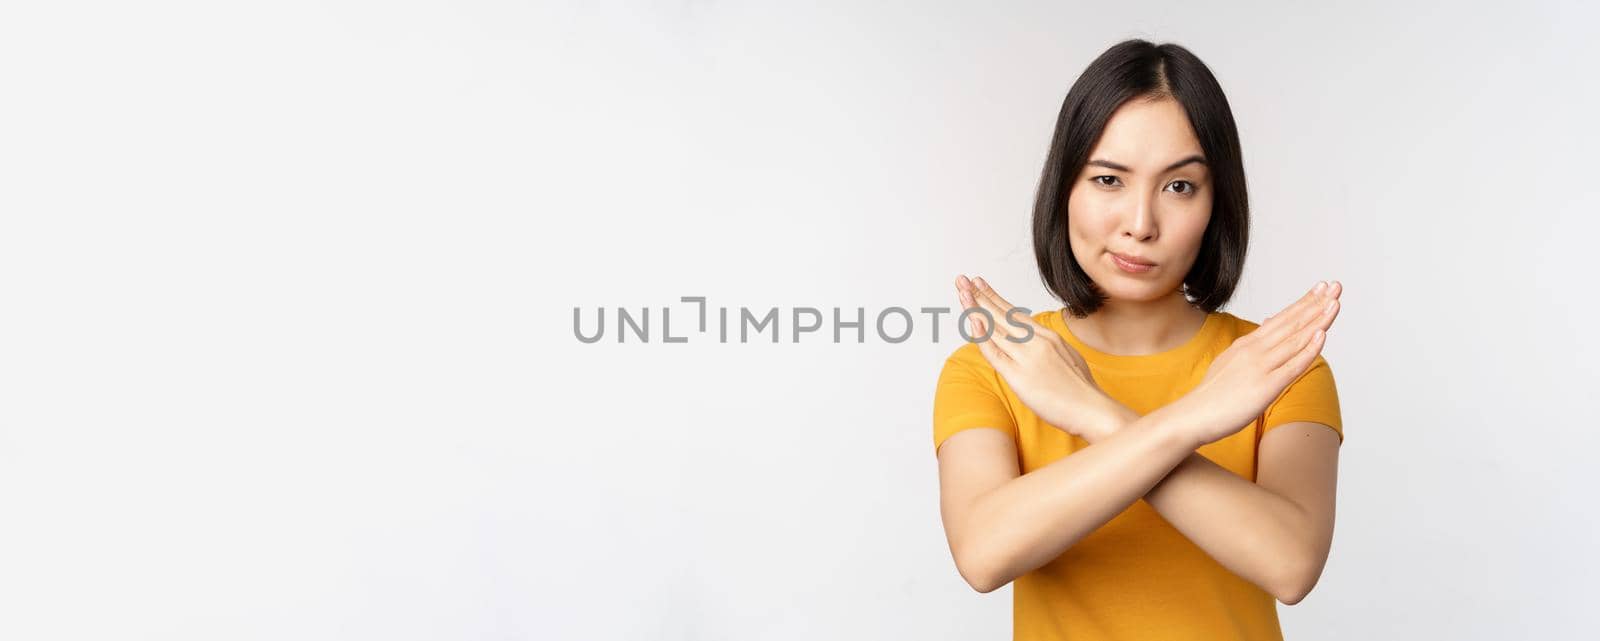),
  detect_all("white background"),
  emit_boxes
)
[2,1,1596,639]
